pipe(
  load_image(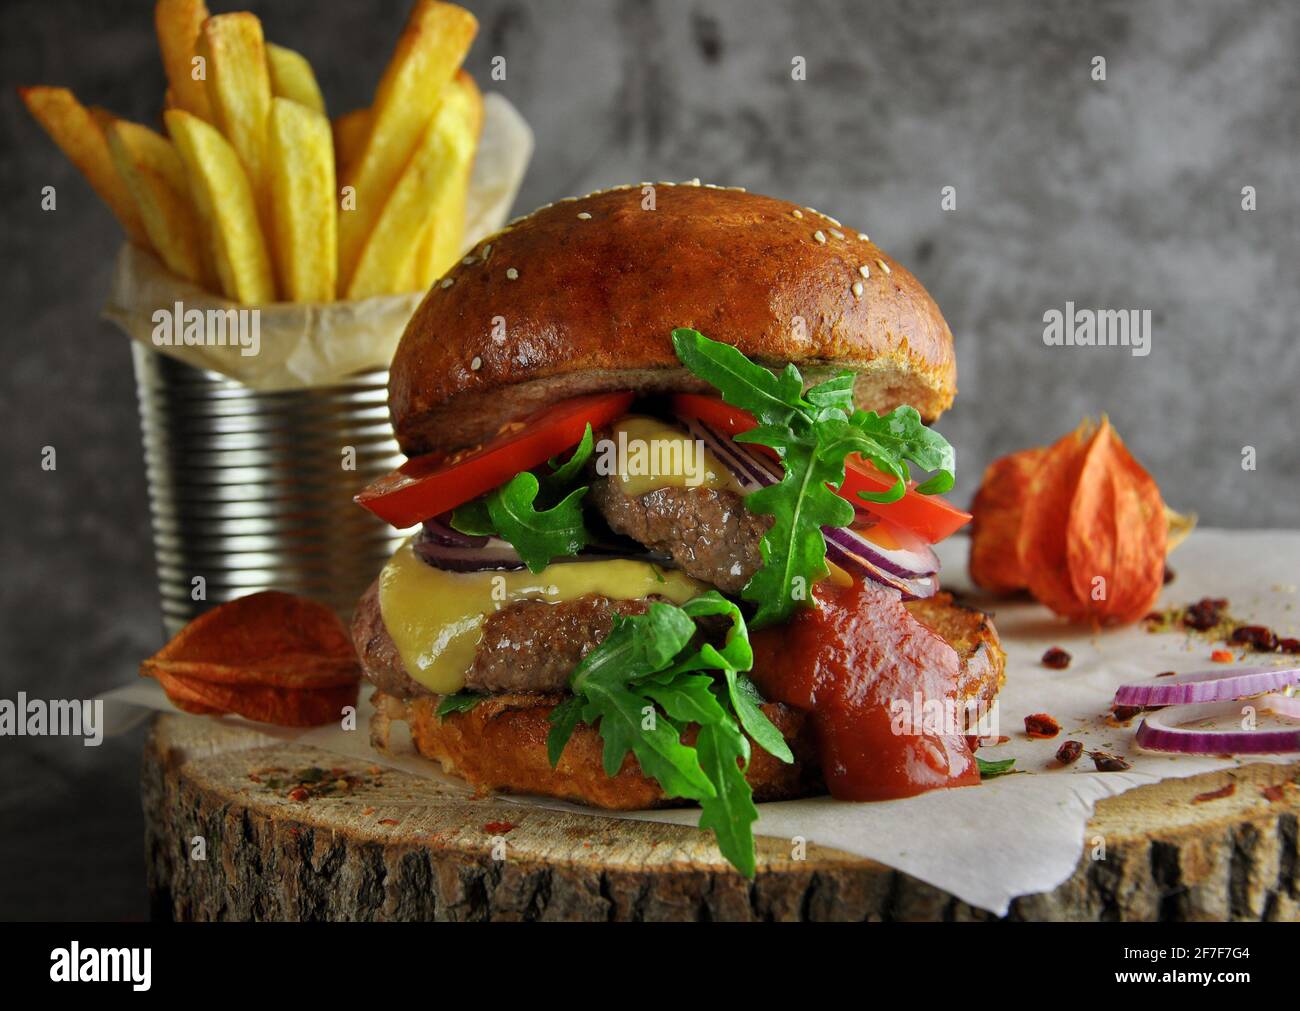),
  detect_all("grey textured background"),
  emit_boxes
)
[0,0,1296,919]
